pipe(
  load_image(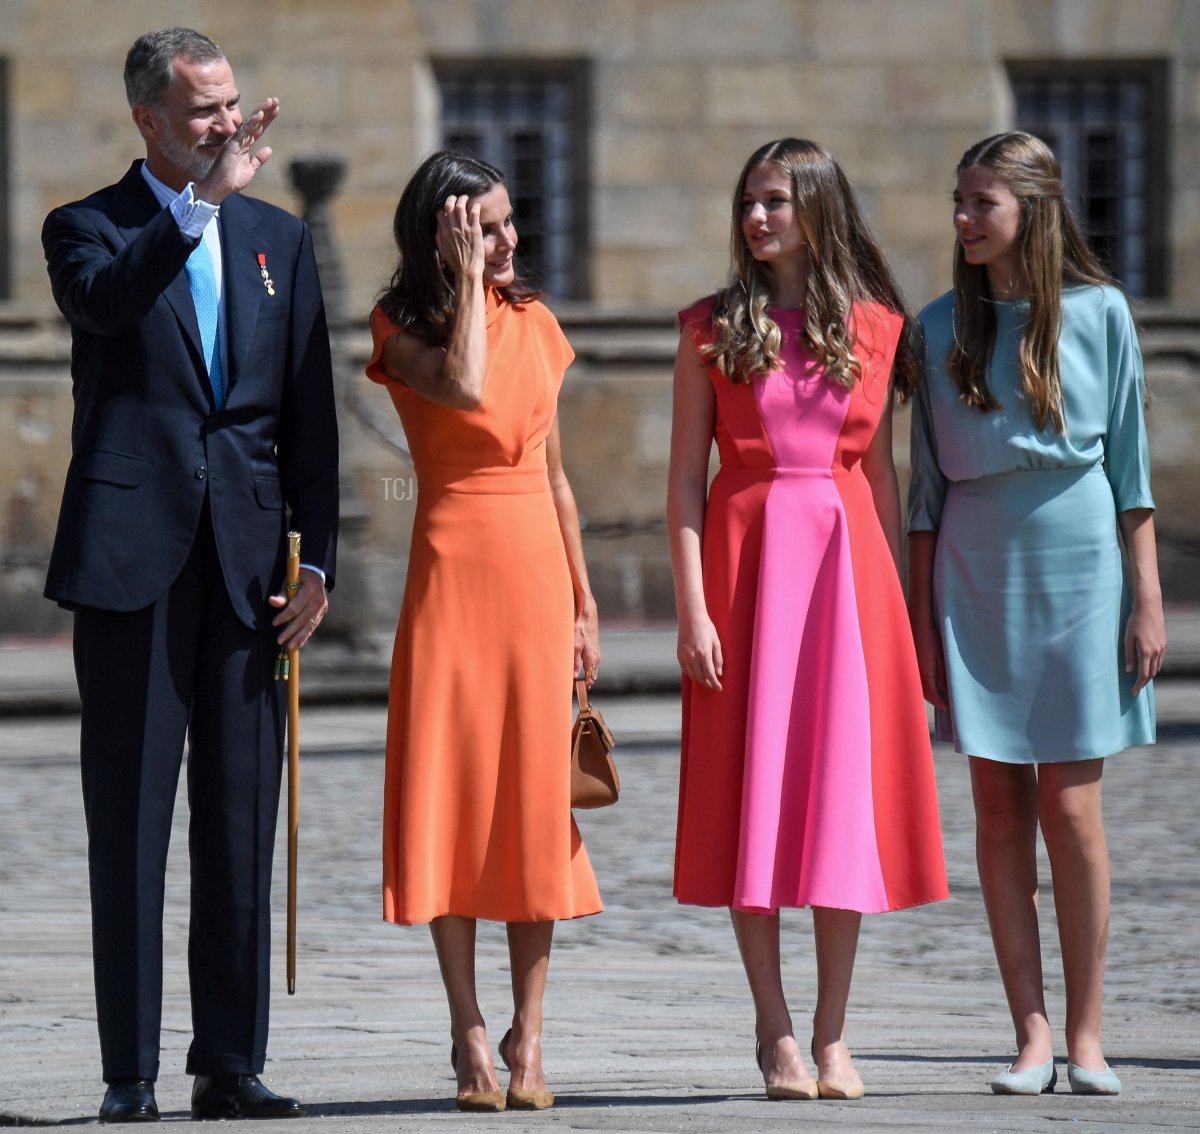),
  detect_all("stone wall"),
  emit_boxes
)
[3,0,1199,635]
[5,0,1200,315]
[241,307,1200,627]
[3,305,1197,638]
